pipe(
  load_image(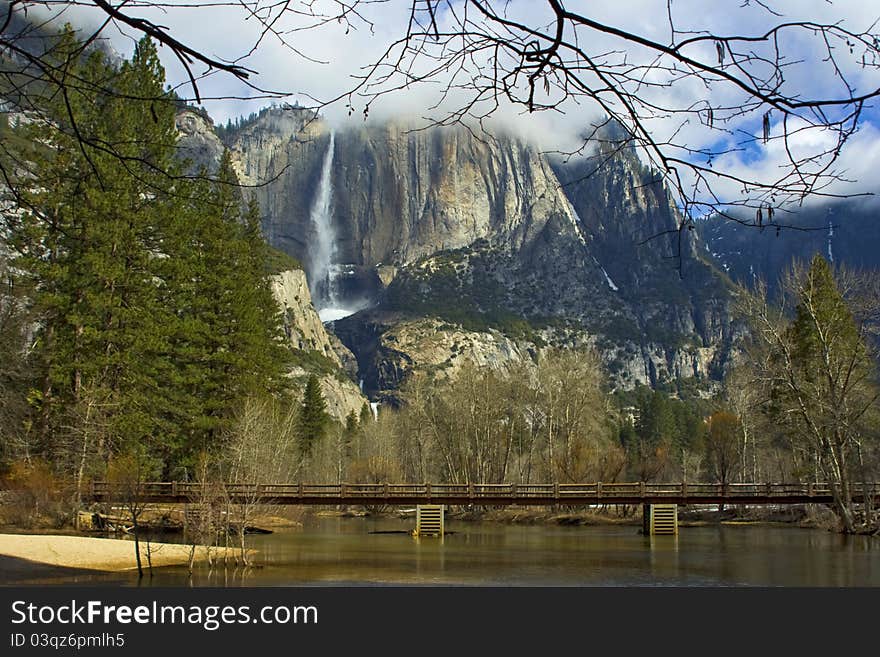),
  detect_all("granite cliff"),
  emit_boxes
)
[270,268,366,421]
[177,106,738,400]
